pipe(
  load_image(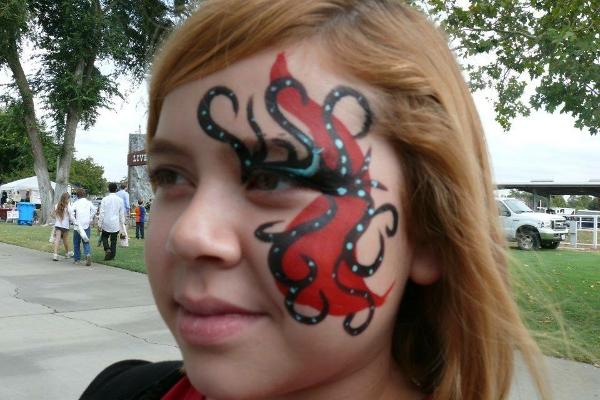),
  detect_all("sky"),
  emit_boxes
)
[72,80,600,184]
